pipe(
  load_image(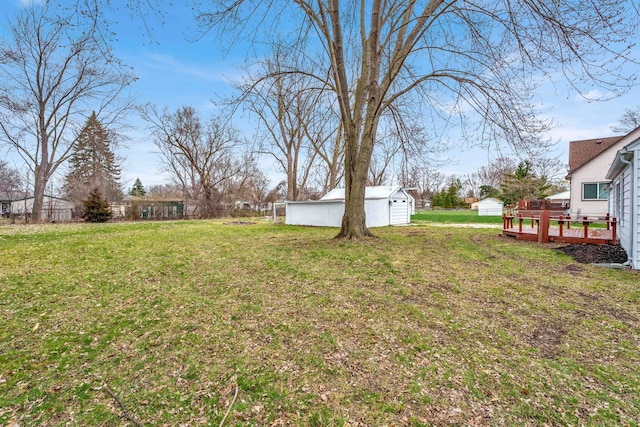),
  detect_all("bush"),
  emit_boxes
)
[83,188,112,223]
